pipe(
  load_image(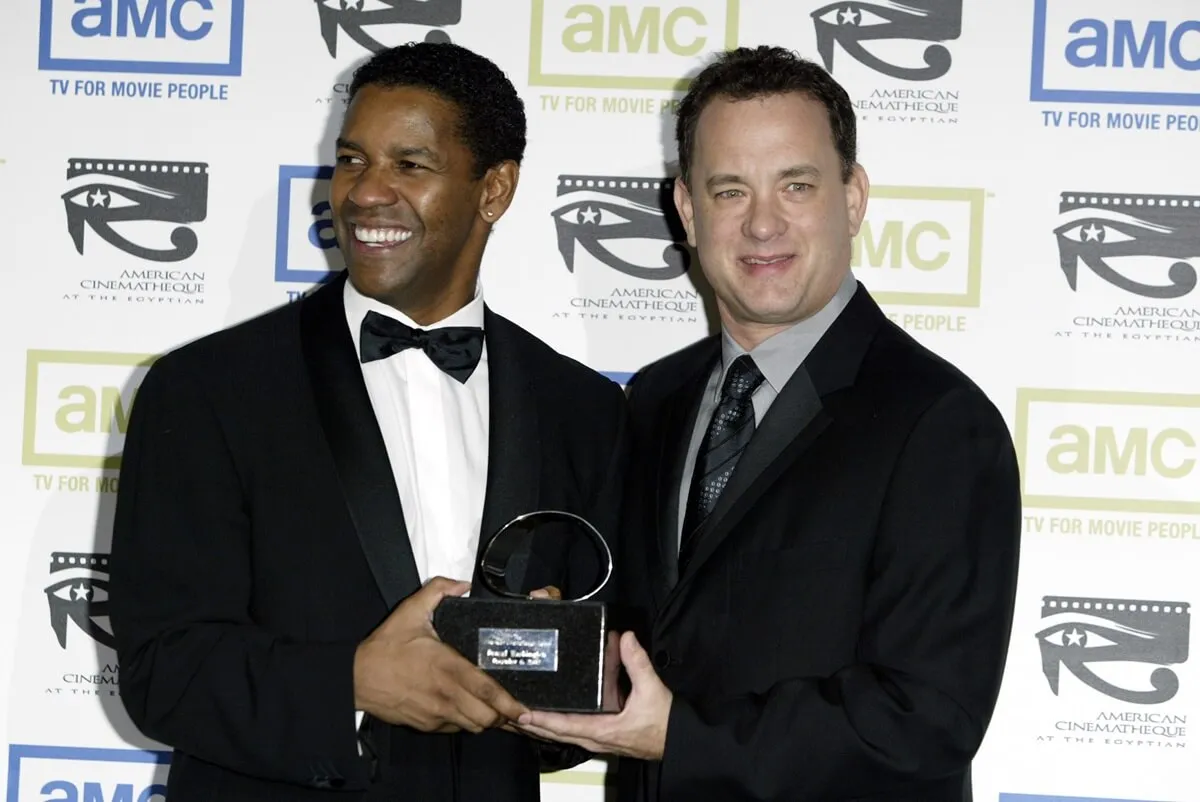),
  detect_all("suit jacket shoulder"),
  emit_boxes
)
[148,294,305,390]
[857,315,1007,428]
[485,308,625,411]
[624,335,719,411]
